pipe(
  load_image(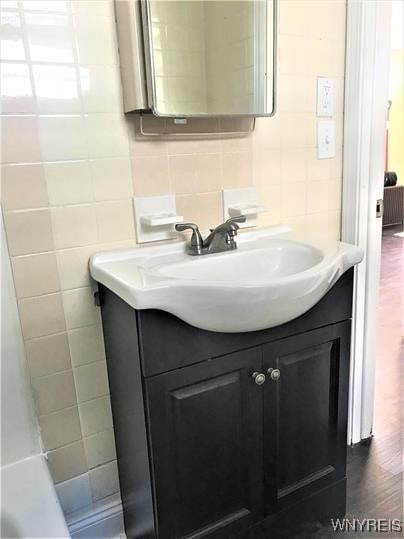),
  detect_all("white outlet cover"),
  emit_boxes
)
[317,119,336,159]
[317,77,334,117]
